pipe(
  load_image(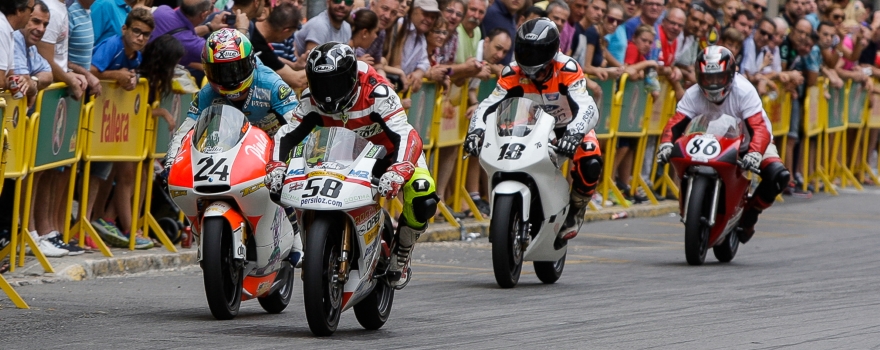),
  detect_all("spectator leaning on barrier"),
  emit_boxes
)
[747,0,768,19]
[12,1,52,104]
[294,0,352,56]
[518,6,547,27]
[600,3,625,67]
[149,0,234,71]
[782,0,806,28]
[675,4,706,86]
[622,0,640,20]
[437,0,465,65]
[693,0,724,26]
[349,9,380,64]
[743,18,781,94]
[781,19,818,194]
[253,3,306,89]
[140,34,183,137]
[38,0,89,102]
[721,0,742,27]
[547,1,572,42]
[363,0,399,76]
[480,0,523,64]
[578,0,624,81]
[89,7,156,249]
[455,0,487,66]
[560,0,584,55]
[204,0,261,40]
[386,0,447,93]
[68,0,103,96]
[609,0,664,63]
[1,0,35,90]
[425,11,448,66]
[269,0,302,67]
[658,8,684,82]
[718,25,745,62]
